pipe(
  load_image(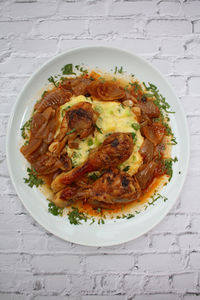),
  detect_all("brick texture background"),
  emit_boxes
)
[0,0,200,299]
